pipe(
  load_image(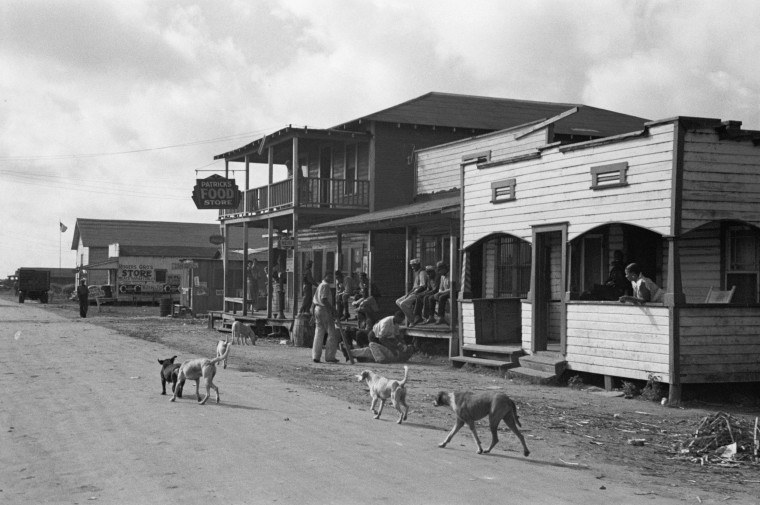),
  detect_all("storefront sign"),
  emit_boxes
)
[192,174,242,209]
